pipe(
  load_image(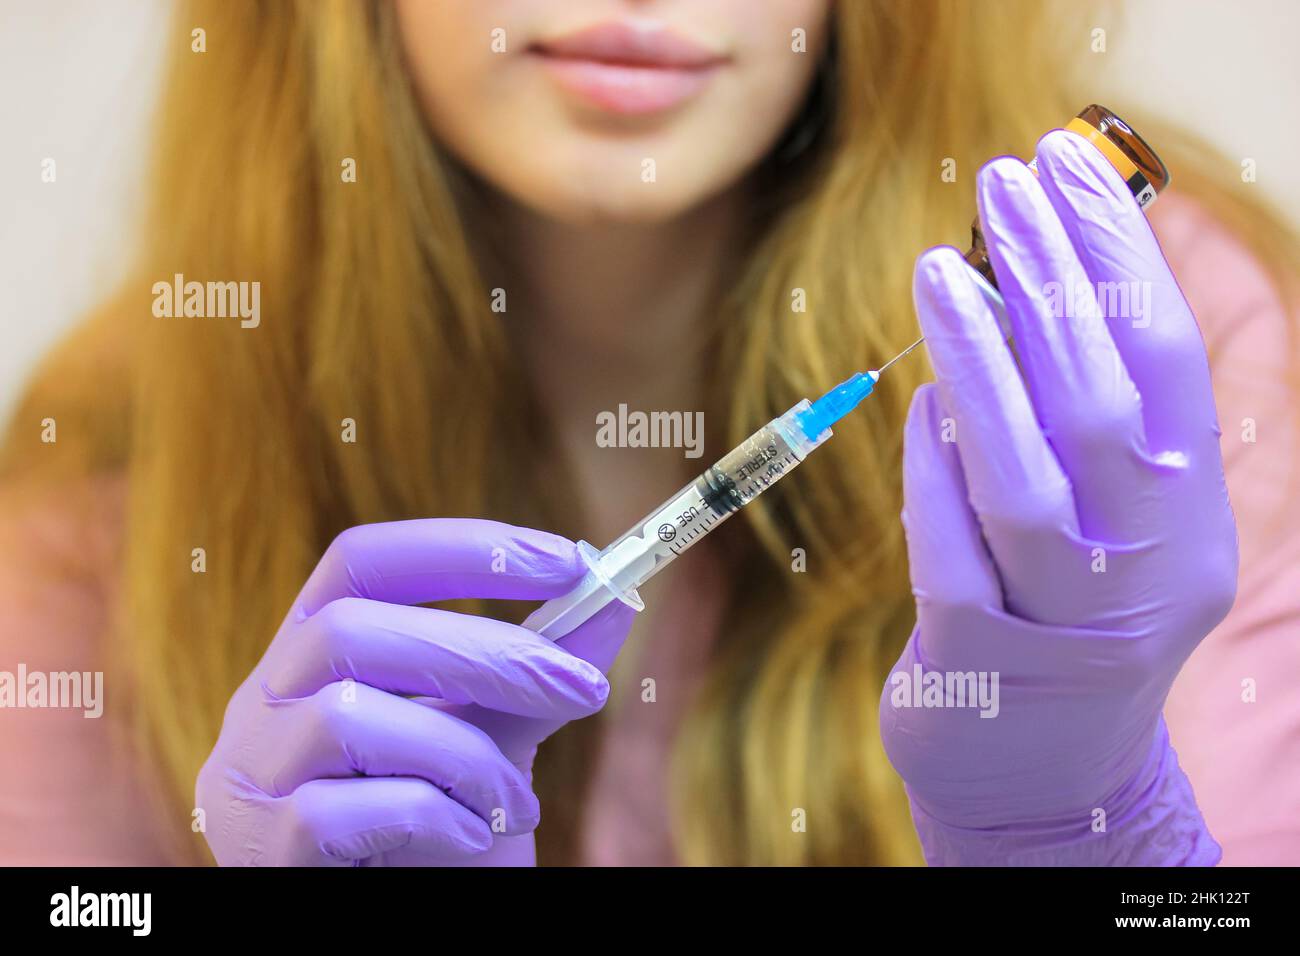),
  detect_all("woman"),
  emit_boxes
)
[1,0,1297,865]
